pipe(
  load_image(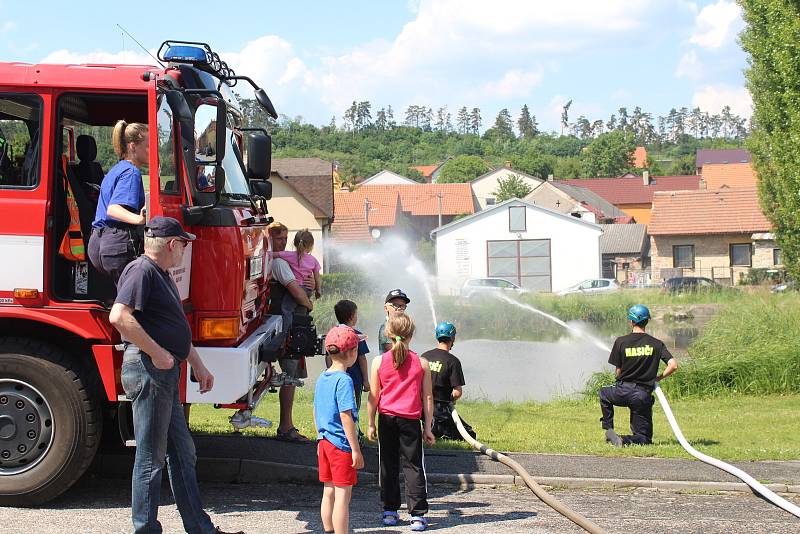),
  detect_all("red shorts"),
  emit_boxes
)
[318,438,357,487]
